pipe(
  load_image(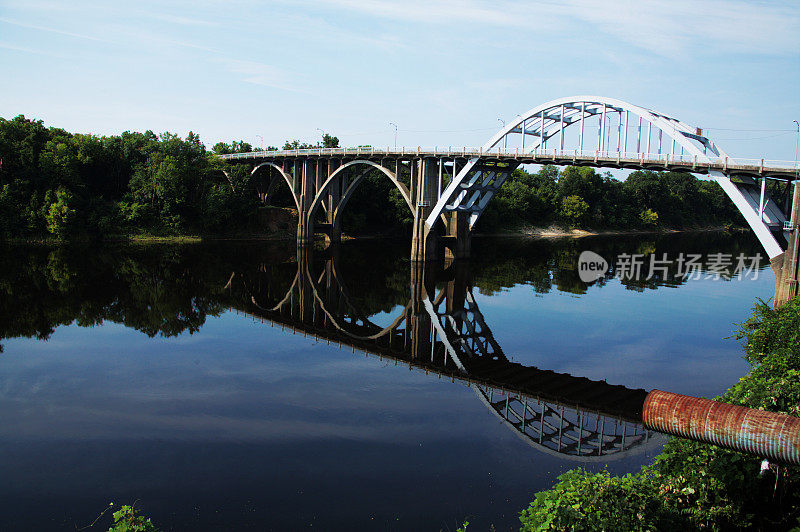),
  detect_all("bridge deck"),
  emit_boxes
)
[220,147,800,180]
